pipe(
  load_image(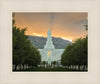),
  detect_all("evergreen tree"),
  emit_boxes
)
[61,36,87,68]
[12,13,41,70]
